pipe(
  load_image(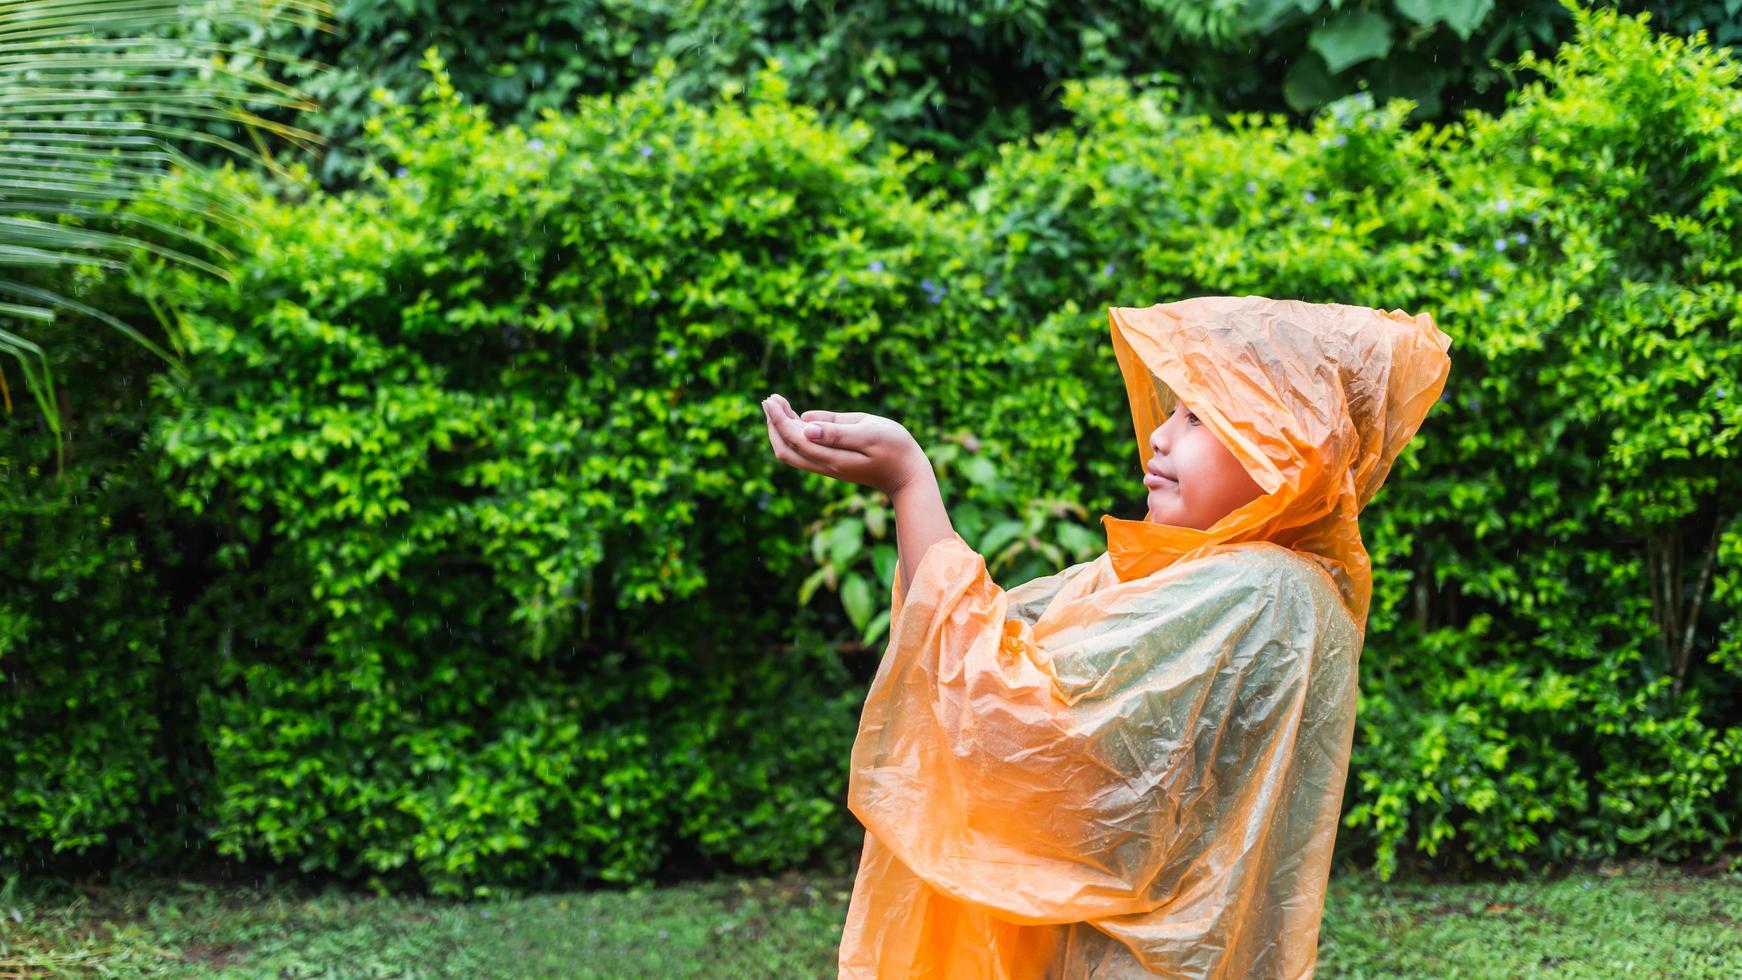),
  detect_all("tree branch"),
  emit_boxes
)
[1672,515,1724,700]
